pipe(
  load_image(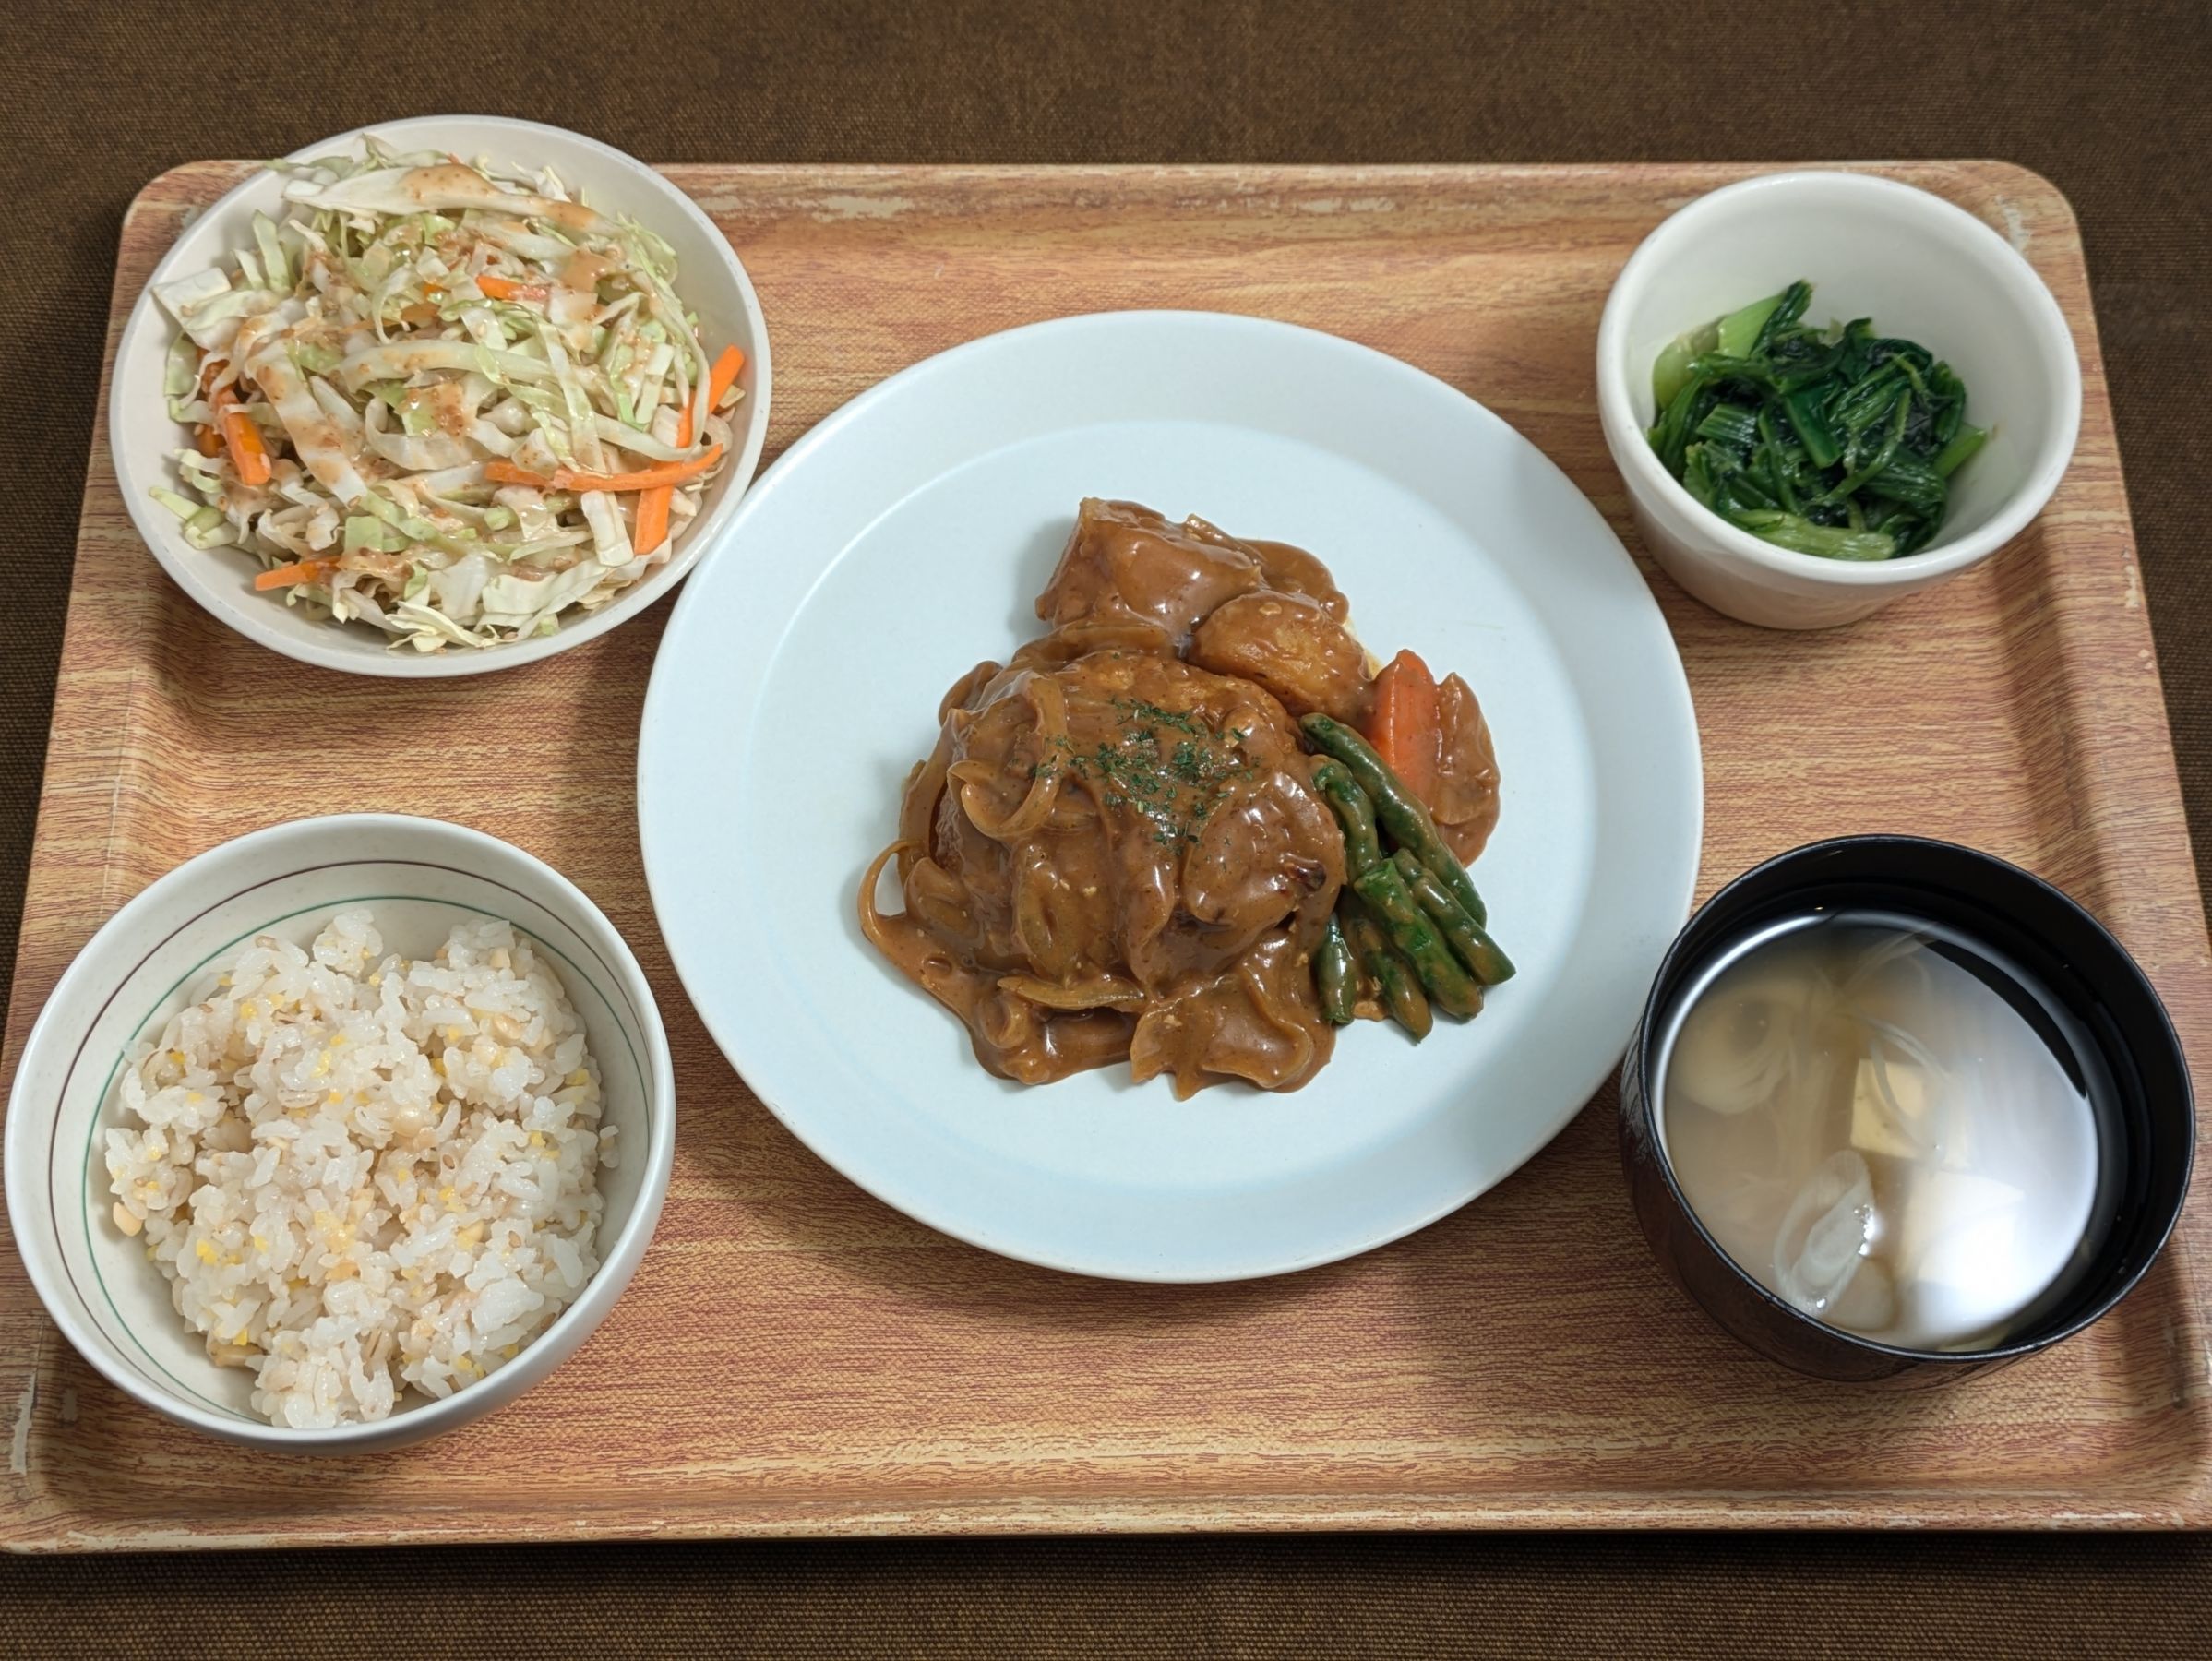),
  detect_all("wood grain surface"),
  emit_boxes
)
[3,162,2206,1550]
